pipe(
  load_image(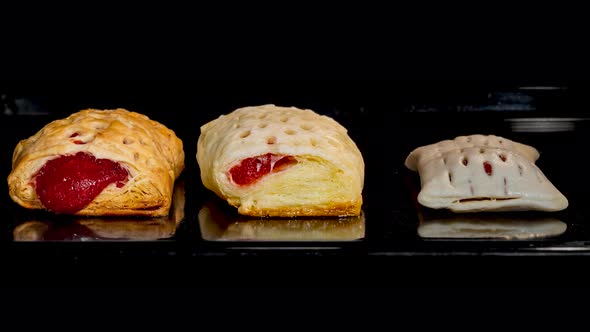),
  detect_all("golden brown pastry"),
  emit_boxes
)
[7,108,184,216]
[405,134,568,212]
[197,104,364,217]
